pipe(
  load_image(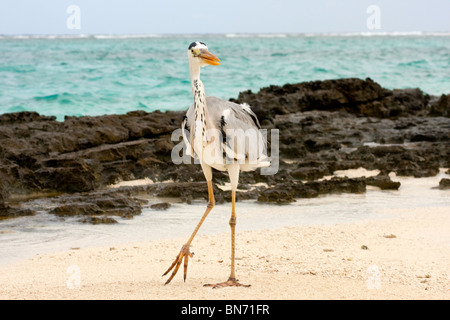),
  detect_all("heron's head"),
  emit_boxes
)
[187,41,220,67]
